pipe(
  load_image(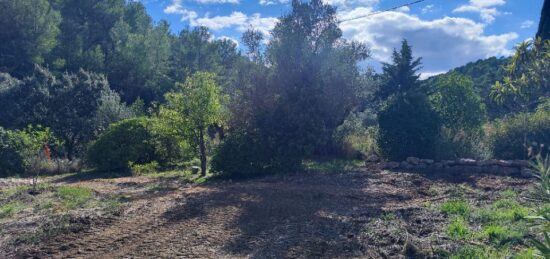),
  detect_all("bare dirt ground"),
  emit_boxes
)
[1,167,534,258]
